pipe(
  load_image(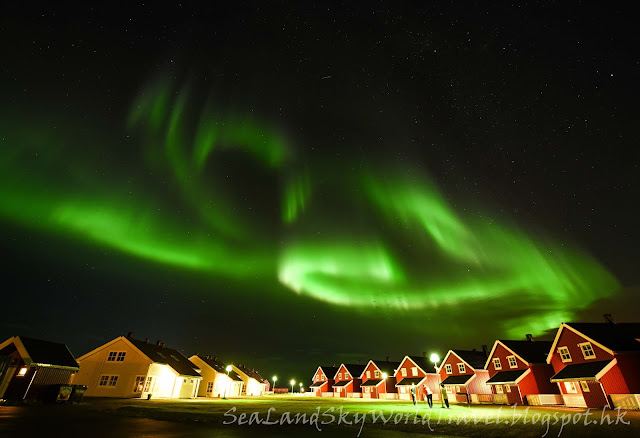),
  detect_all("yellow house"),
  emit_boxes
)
[189,355,244,398]
[74,335,202,398]
[232,364,267,396]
